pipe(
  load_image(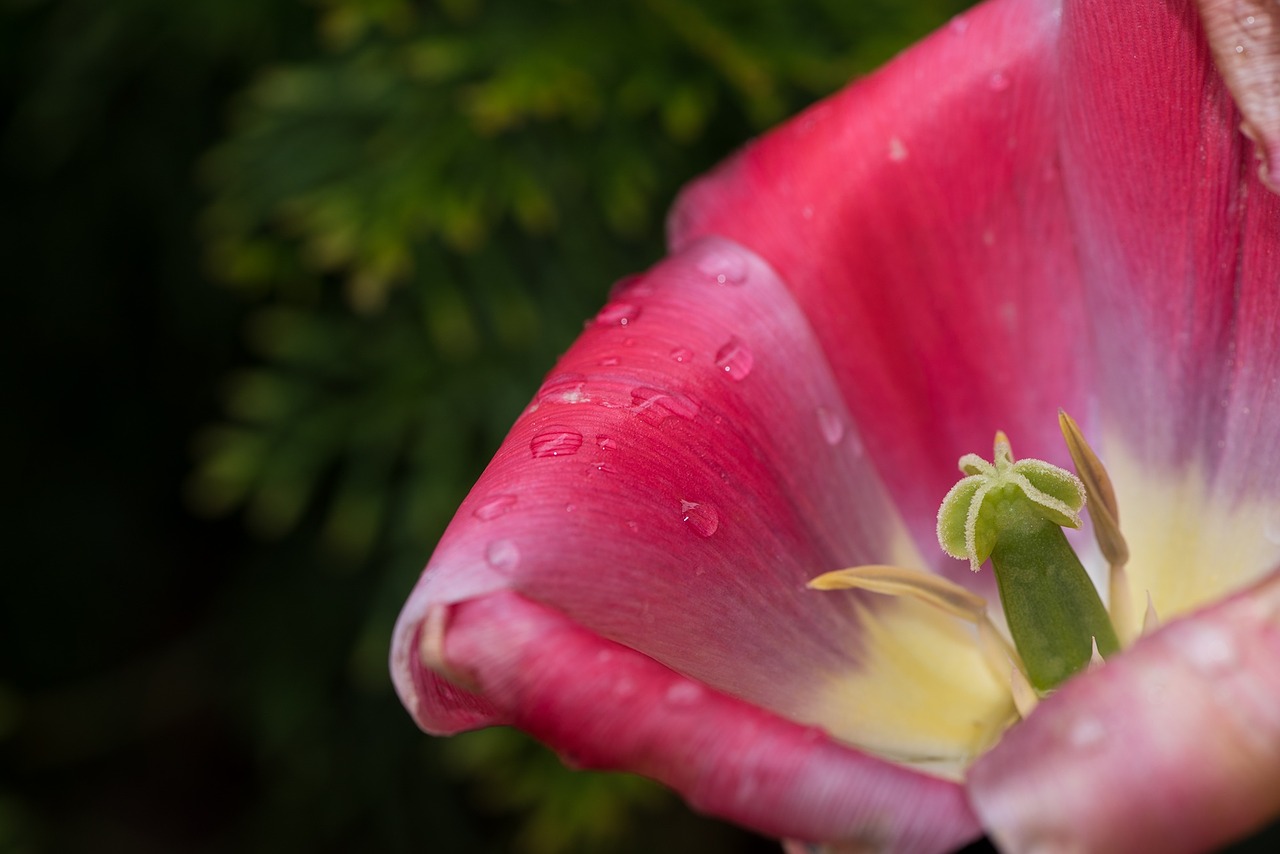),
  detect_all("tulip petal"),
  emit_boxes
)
[669,0,1088,558]
[1058,0,1280,617]
[392,236,1011,763]
[968,567,1280,854]
[438,590,984,853]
